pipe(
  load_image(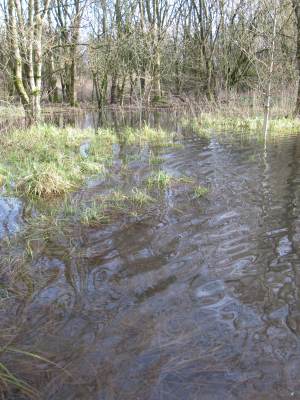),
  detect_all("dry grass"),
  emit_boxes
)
[0,104,24,119]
